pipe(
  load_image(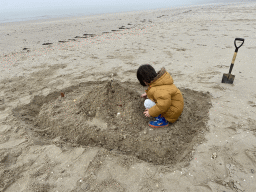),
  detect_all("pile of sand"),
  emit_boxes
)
[13,80,212,166]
